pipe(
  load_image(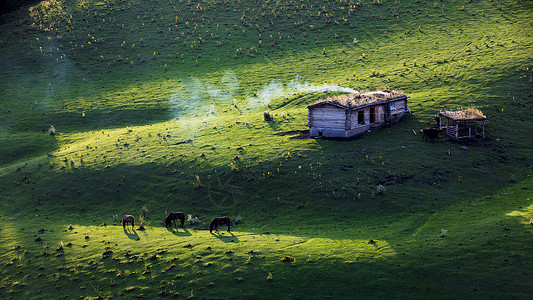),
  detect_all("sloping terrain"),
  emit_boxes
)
[0,0,532,298]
